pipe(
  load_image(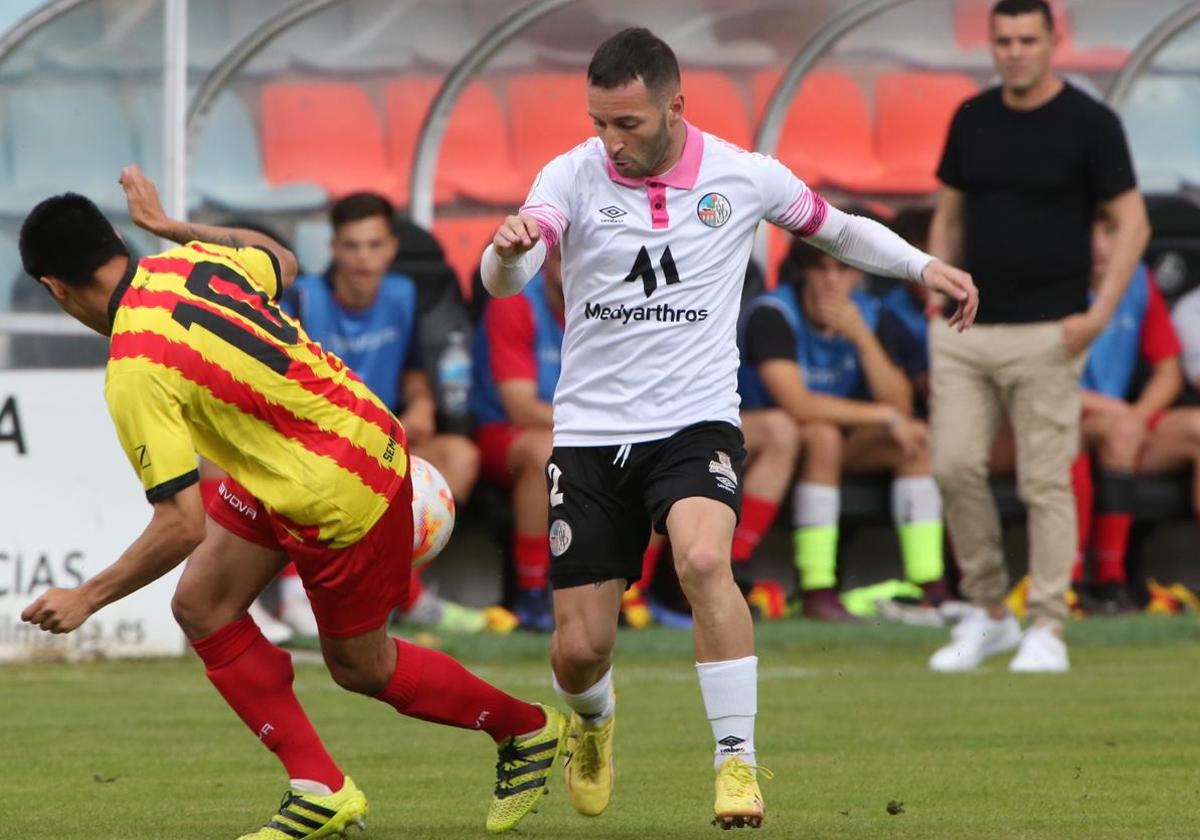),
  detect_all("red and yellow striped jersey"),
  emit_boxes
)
[105,241,407,548]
